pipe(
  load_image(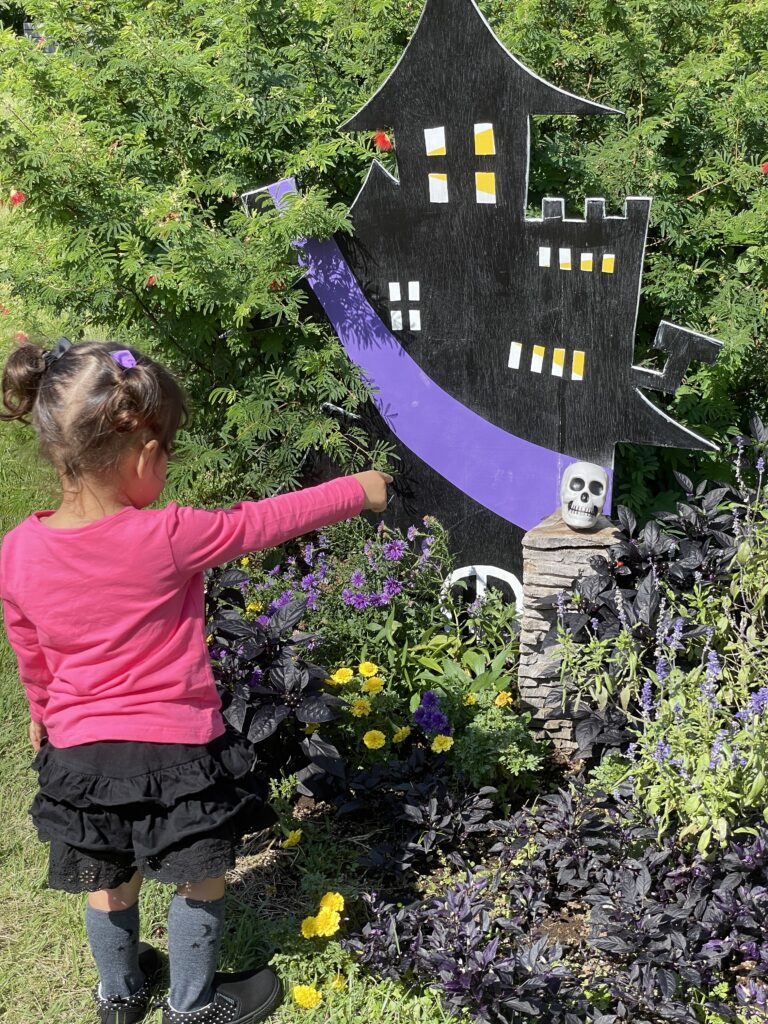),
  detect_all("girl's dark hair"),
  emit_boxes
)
[1,340,188,482]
